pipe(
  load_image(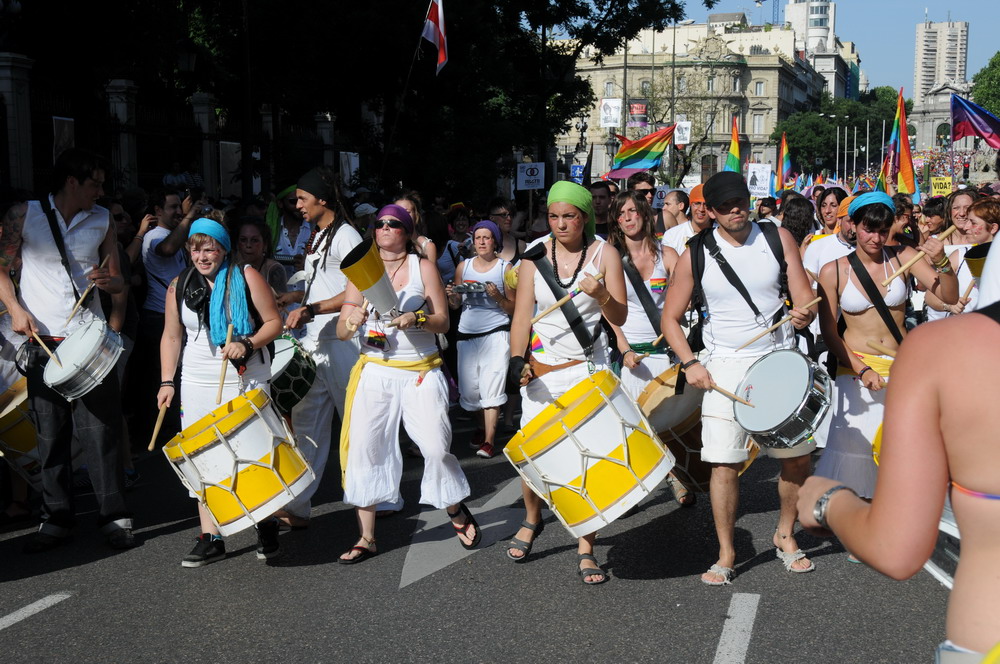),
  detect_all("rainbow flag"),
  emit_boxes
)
[530,331,544,354]
[777,132,791,190]
[879,88,919,202]
[649,278,666,293]
[723,116,740,172]
[608,125,676,178]
[951,94,1000,149]
[815,173,825,185]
